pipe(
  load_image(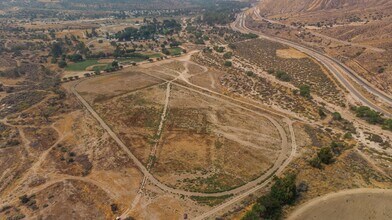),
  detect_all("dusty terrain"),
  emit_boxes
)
[247,0,392,95]
[288,188,392,220]
[0,1,391,219]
